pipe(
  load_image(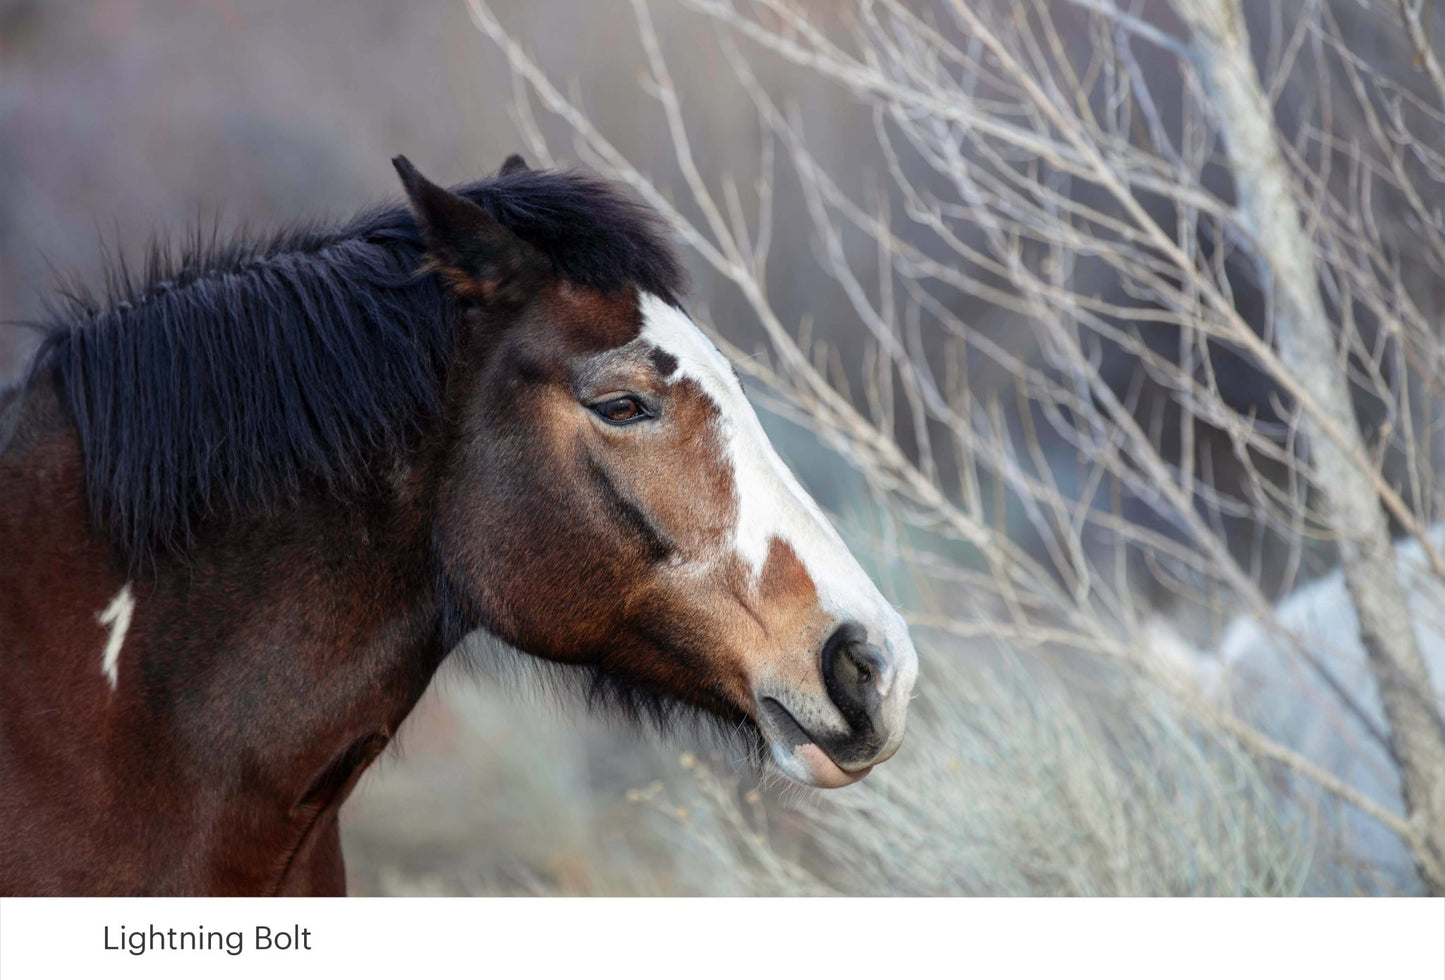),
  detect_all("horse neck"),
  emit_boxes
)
[0,378,454,893]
